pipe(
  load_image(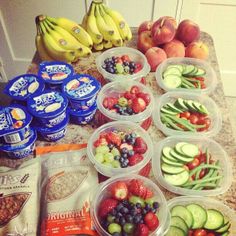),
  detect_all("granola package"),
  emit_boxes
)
[0,159,41,236]
[39,147,98,236]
